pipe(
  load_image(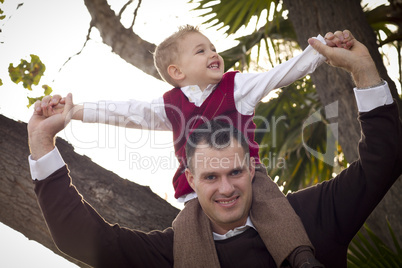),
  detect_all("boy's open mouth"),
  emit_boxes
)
[208,62,220,69]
